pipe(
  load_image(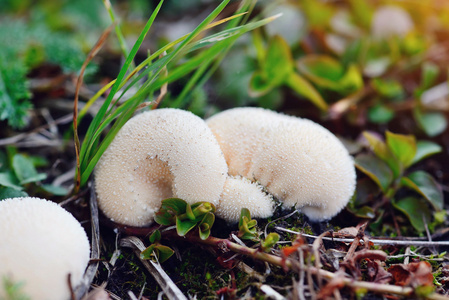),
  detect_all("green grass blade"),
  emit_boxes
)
[79,0,164,171]
[102,0,131,62]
